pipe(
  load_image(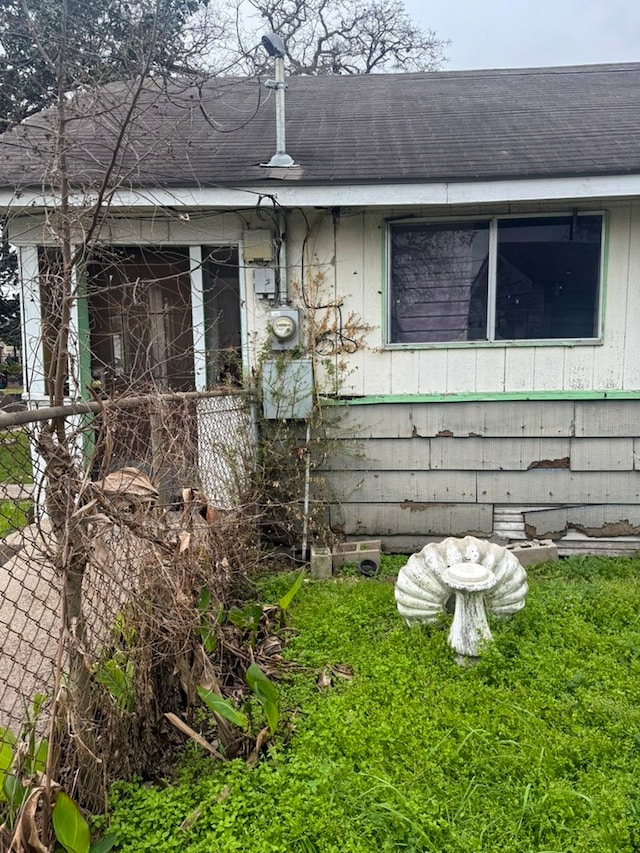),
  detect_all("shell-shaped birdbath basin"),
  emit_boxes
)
[394,536,528,664]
